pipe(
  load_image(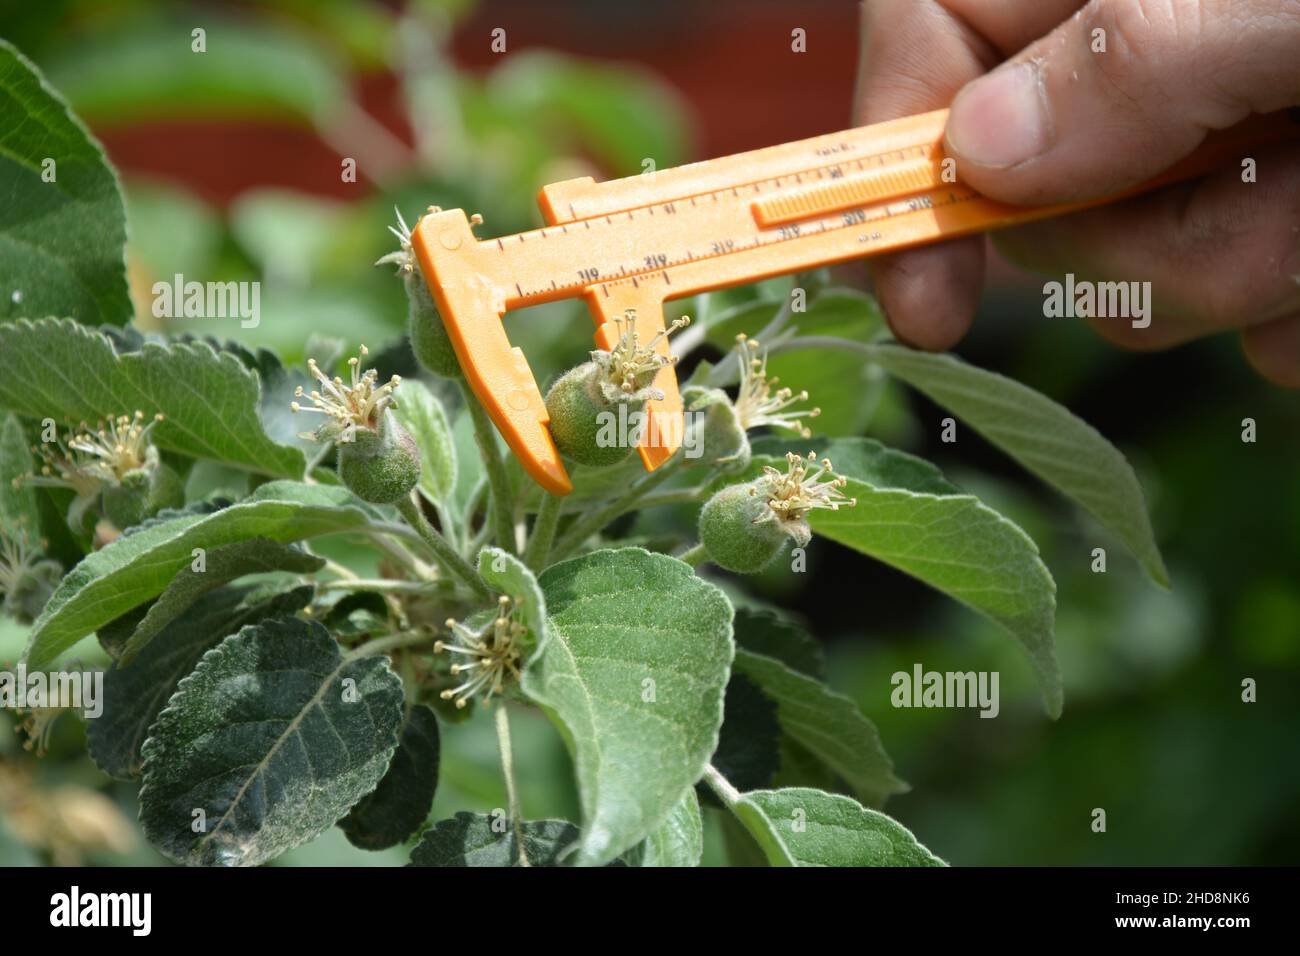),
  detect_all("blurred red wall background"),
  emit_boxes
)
[94,0,862,207]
